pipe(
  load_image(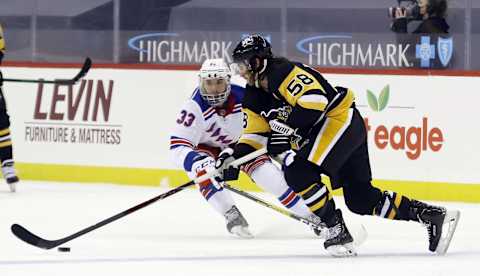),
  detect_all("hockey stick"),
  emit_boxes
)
[1,57,92,85]
[223,183,368,246]
[223,183,325,233]
[11,148,267,250]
